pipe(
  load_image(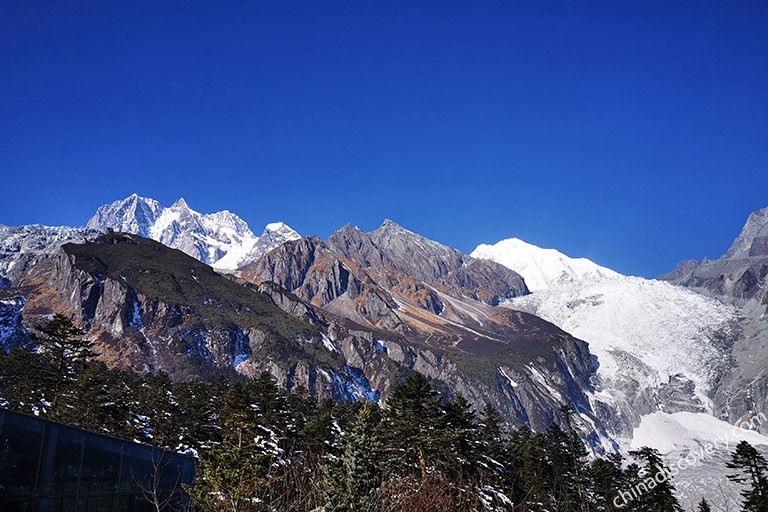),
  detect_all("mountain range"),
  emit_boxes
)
[86,193,300,269]
[3,195,768,487]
